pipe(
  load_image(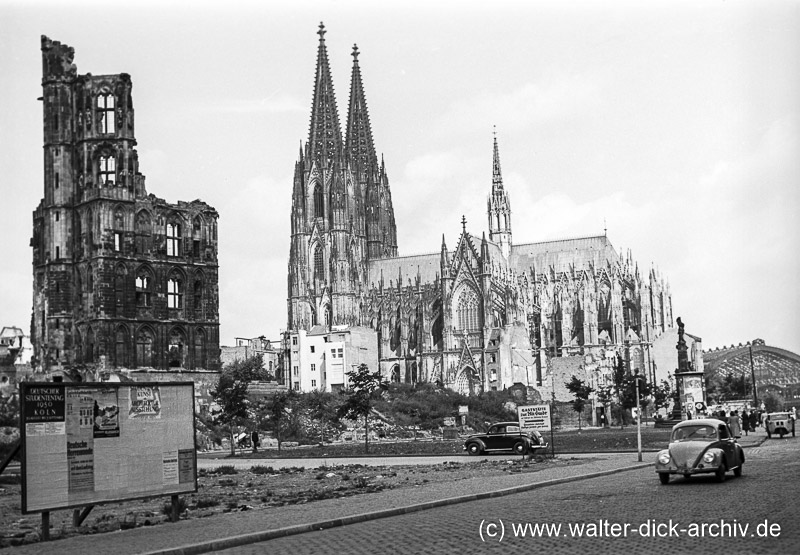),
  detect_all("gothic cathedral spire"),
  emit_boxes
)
[345,42,398,259]
[487,128,512,258]
[307,22,343,166]
[345,44,377,172]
